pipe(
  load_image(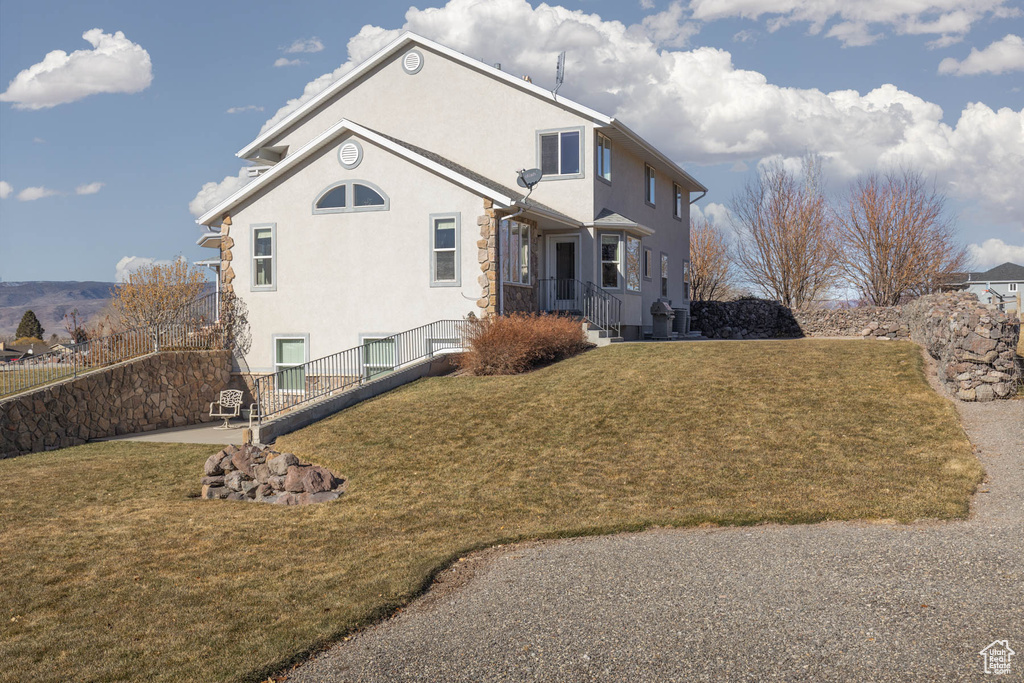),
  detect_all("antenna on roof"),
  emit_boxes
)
[553,51,565,97]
